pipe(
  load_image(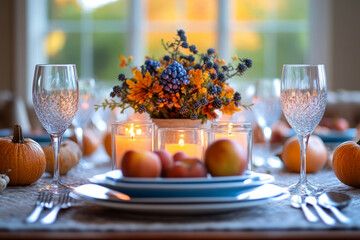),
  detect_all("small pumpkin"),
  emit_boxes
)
[69,129,99,156]
[332,140,360,188]
[43,139,81,175]
[0,125,46,185]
